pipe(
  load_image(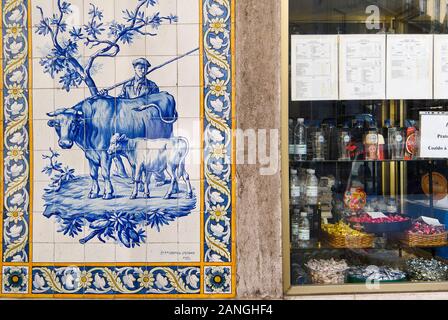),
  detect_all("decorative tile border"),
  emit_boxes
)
[203,0,233,264]
[2,266,29,294]
[2,0,31,264]
[0,0,236,298]
[31,266,200,295]
[204,266,231,294]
